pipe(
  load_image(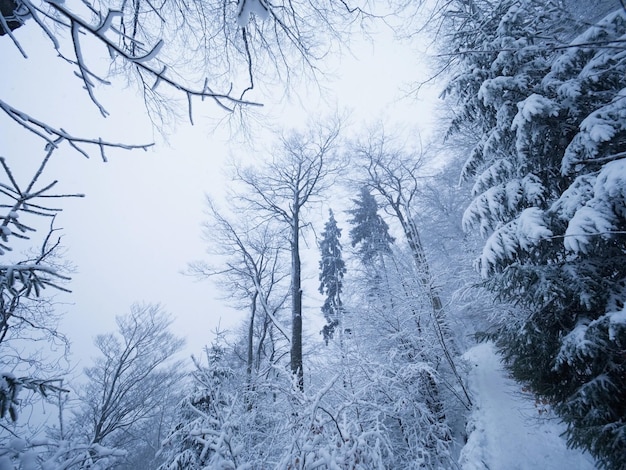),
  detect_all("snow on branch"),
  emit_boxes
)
[45,1,263,117]
[1,373,68,422]
[562,88,626,175]
[555,302,626,369]
[0,149,82,271]
[471,158,515,196]
[563,160,626,254]
[0,99,153,160]
[0,431,125,468]
[479,207,552,277]
[511,93,559,131]
[551,173,596,221]
[463,174,546,236]
[70,21,110,118]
